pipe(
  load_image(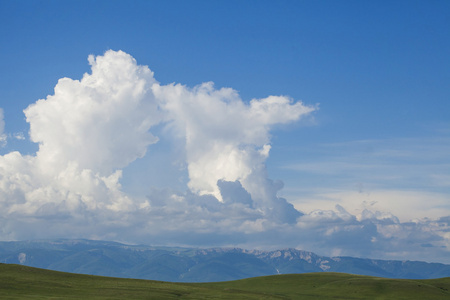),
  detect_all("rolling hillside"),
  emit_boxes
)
[1,263,449,299]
